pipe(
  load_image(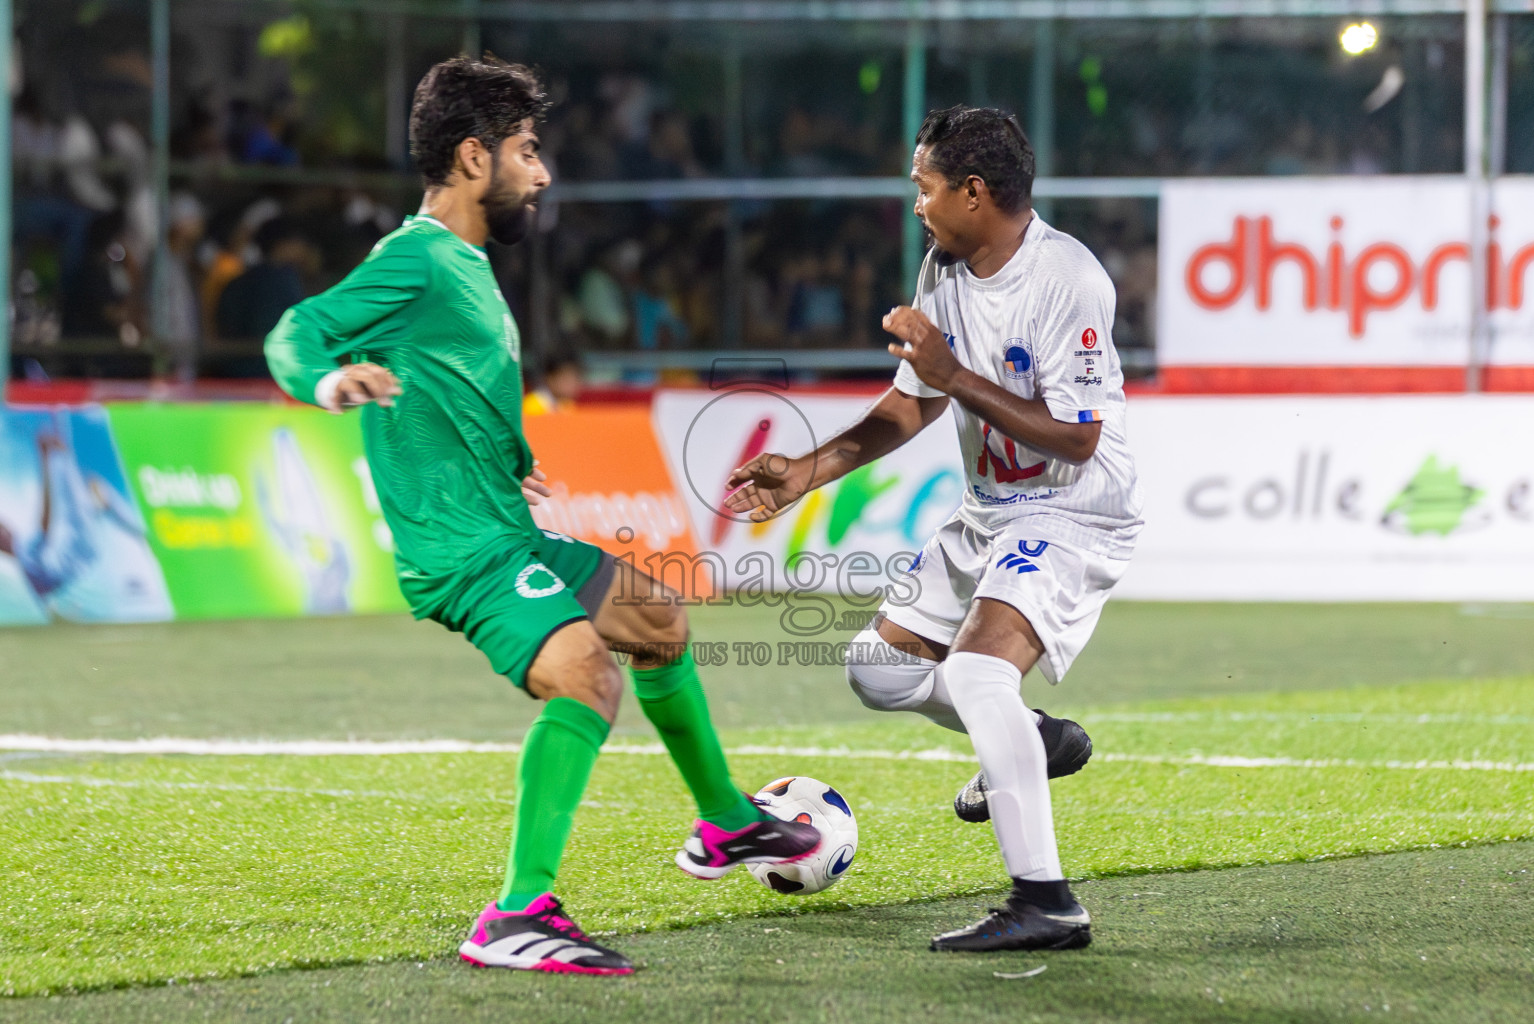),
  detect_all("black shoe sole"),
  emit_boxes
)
[929,925,1091,953]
